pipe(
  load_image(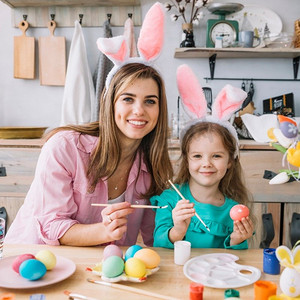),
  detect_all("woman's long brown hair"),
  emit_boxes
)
[46,63,173,198]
